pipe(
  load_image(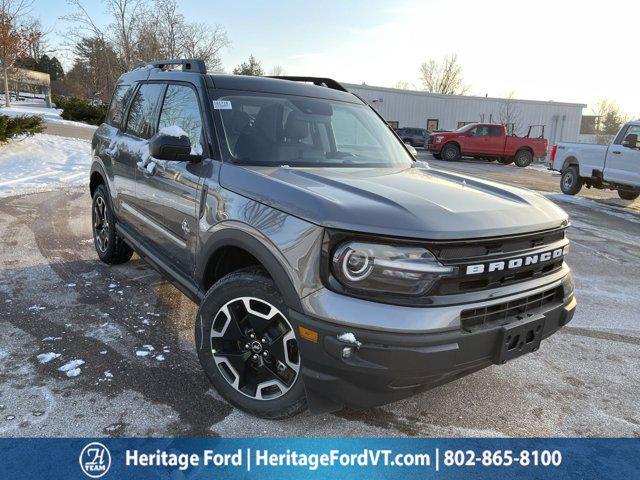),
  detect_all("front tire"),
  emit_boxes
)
[92,184,133,264]
[560,166,583,195]
[618,190,639,201]
[514,150,533,167]
[195,268,306,419]
[441,143,460,161]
